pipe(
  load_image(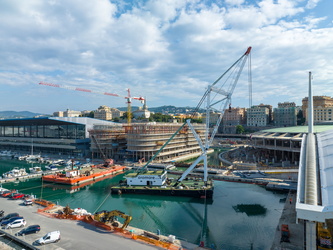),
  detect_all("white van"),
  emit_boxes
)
[37,231,60,245]
[5,218,26,229]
